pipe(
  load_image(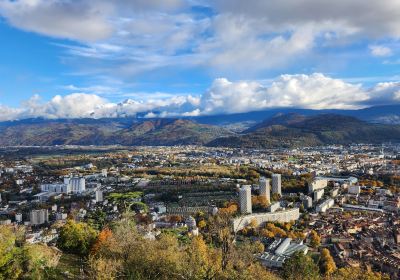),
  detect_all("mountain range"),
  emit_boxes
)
[1,105,400,148]
[0,118,231,146]
[208,113,400,148]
